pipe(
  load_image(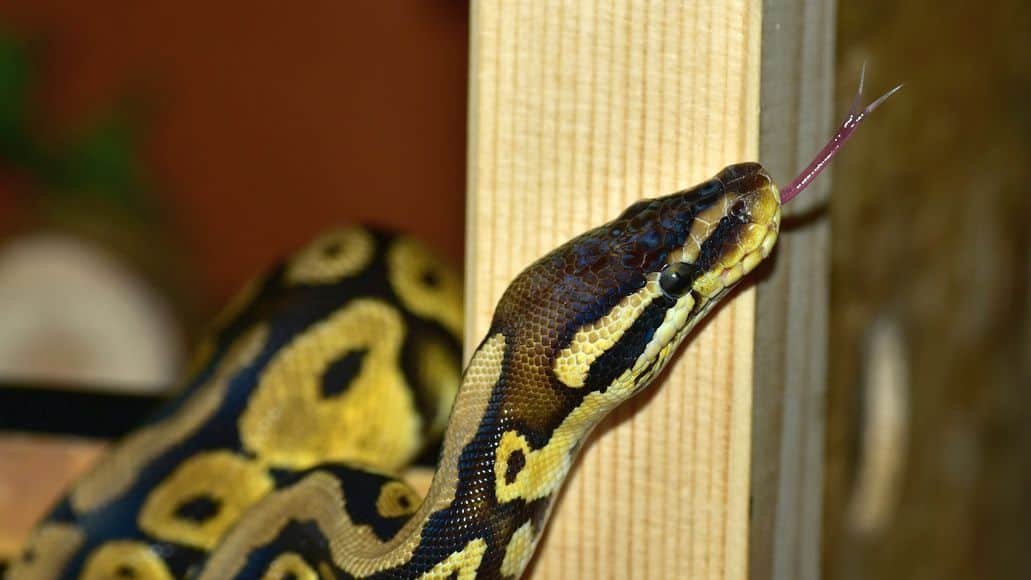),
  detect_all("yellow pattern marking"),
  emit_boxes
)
[80,541,173,580]
[417,538,487,580]
[415,337,462,436]
[500,521,536,578]
[319,562,338,580]
[263,553,319,580]
[239,299,421,471]
[139,451,274,550]
[376,480,421,518]
[553,281,660,388]
[497,288,701,503]
[4,523,83,580]
[693,221,776,298]
[70,326,268,513]
[632,293,694,376]
[286,227,375,285]
[387,237,463,337]
[494,403,602,503]
[198,334,507,580]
